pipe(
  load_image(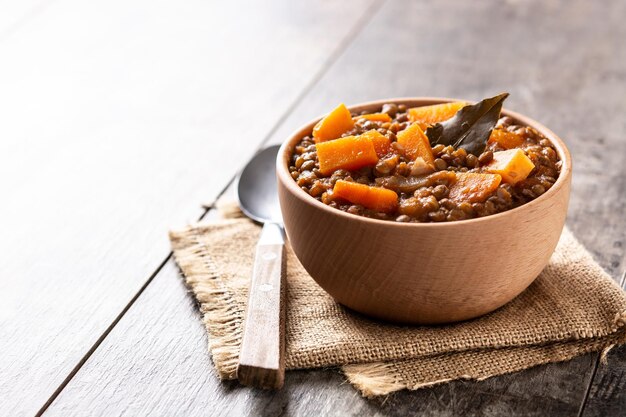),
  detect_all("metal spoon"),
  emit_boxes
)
[235,144,285,389]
